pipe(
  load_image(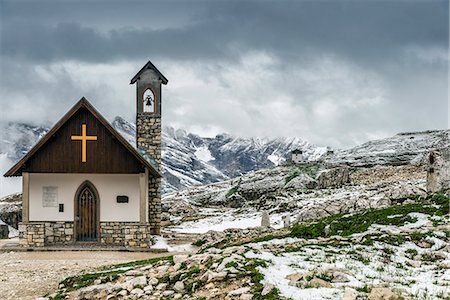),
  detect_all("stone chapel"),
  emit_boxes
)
[4,61,167,248]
